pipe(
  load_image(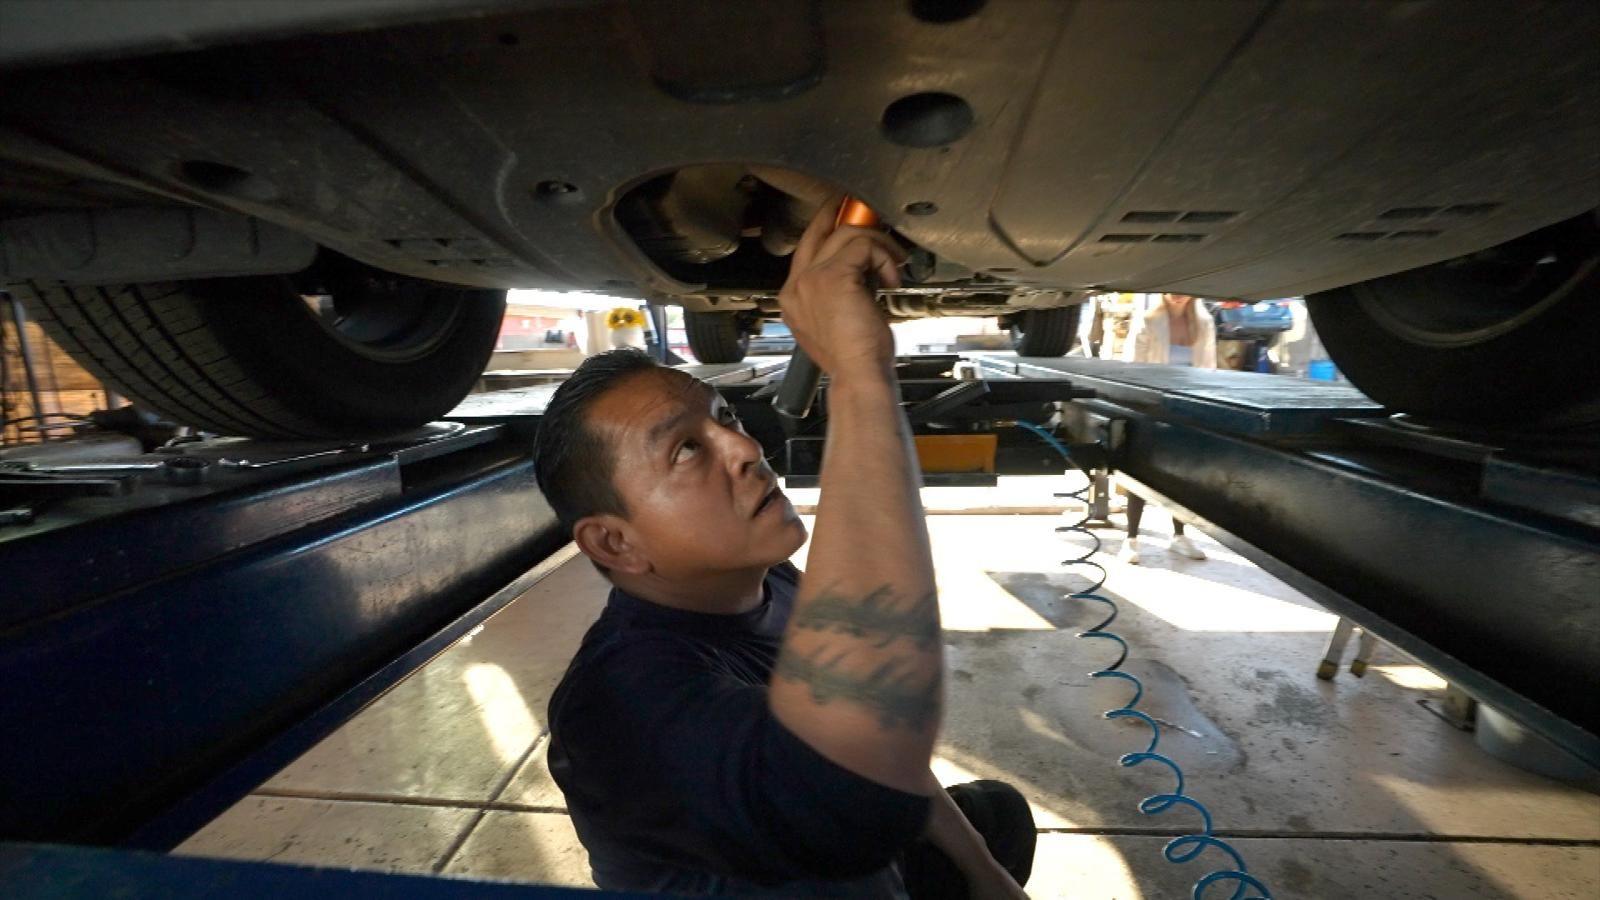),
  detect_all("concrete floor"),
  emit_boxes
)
[176,477,1600,898]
